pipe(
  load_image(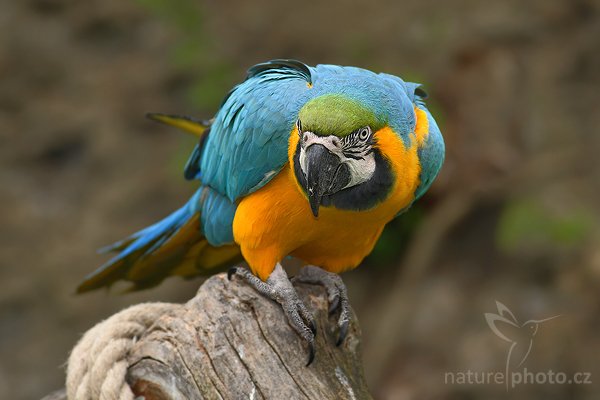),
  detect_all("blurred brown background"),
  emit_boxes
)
[1,0,599,399]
